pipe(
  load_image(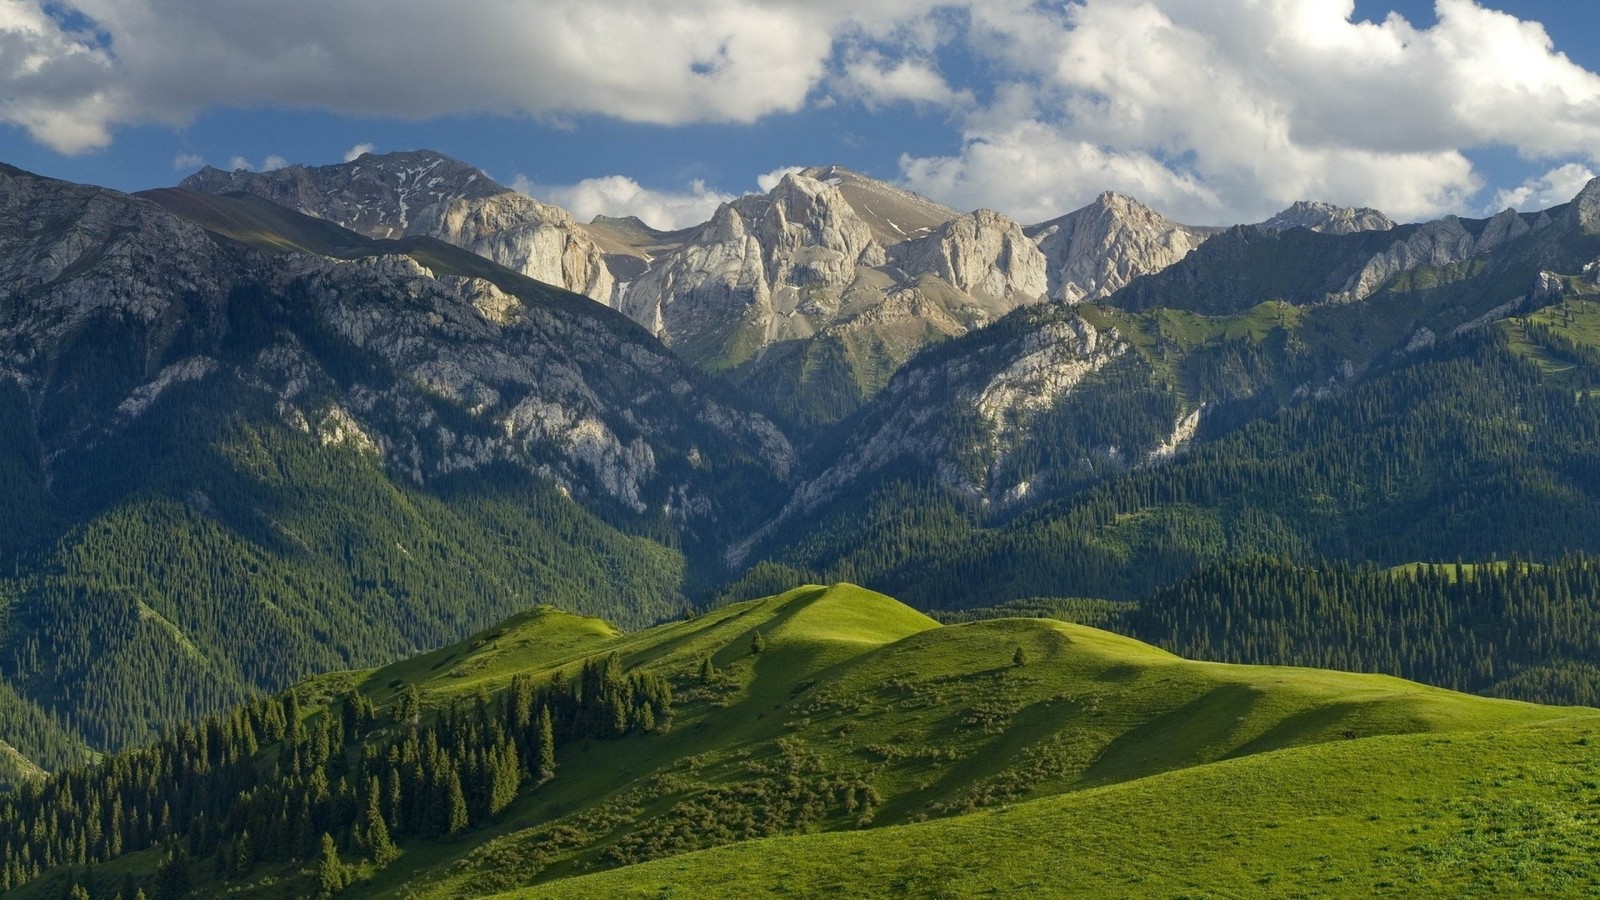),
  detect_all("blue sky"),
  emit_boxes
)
[3,1,1599,228]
